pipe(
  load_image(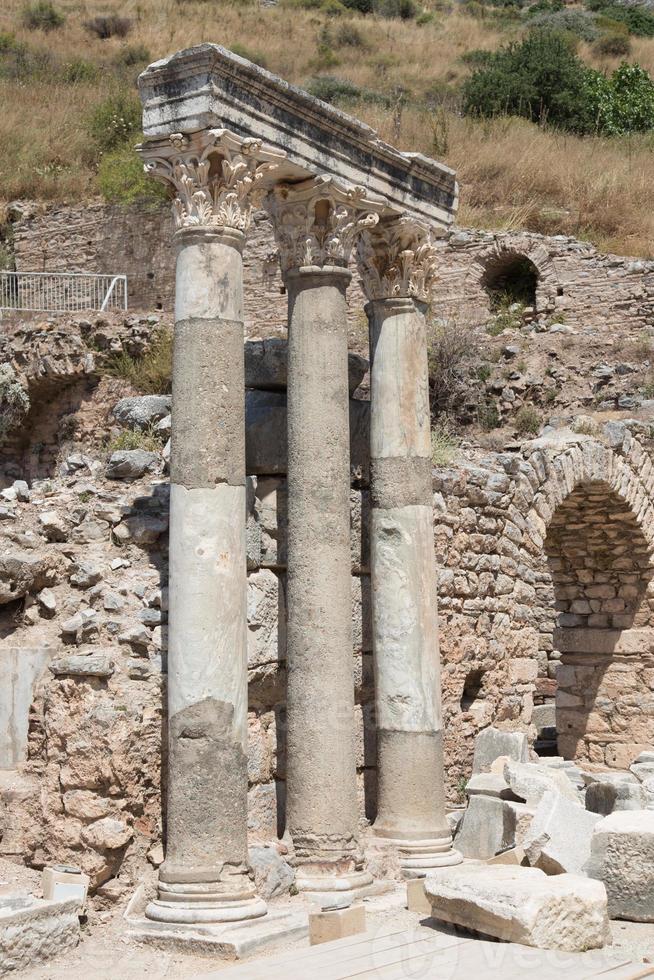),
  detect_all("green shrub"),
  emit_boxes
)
[333,22,369,46]
[114,44,151,69]
[374,0,418,18]
[341,0,373,12]
[61,58,98,83]
[585,0,654,37]
[525,0,564,14]
[514,404,541,435]
[83,15,132,39]
[0,365,29,438]
[109,427,163,452]
[88,91,142,153]
[431,418,458,466]
[460,48,494,67]
[529,9,598,41]
[593,31,631,55]
[230,43,270,68]
[478,398,500,430]
[97,143,167,204]
[588,62,654,134]
[22,1,64,31]
[307,74,387,105]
